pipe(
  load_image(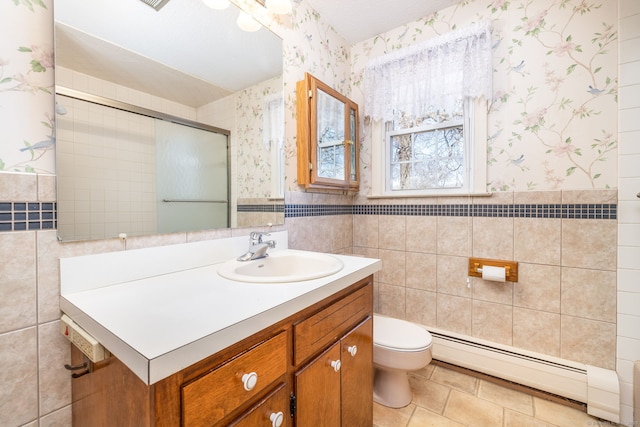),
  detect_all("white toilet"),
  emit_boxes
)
[373,314,433,408]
